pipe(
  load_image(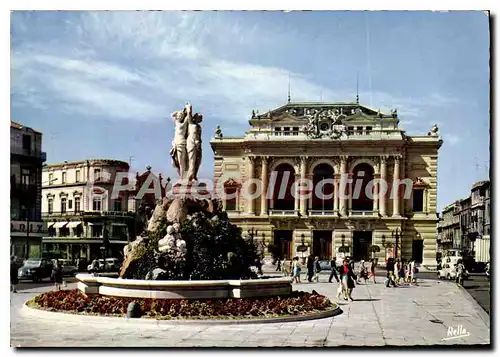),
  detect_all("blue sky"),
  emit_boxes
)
[10,11,490,211]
